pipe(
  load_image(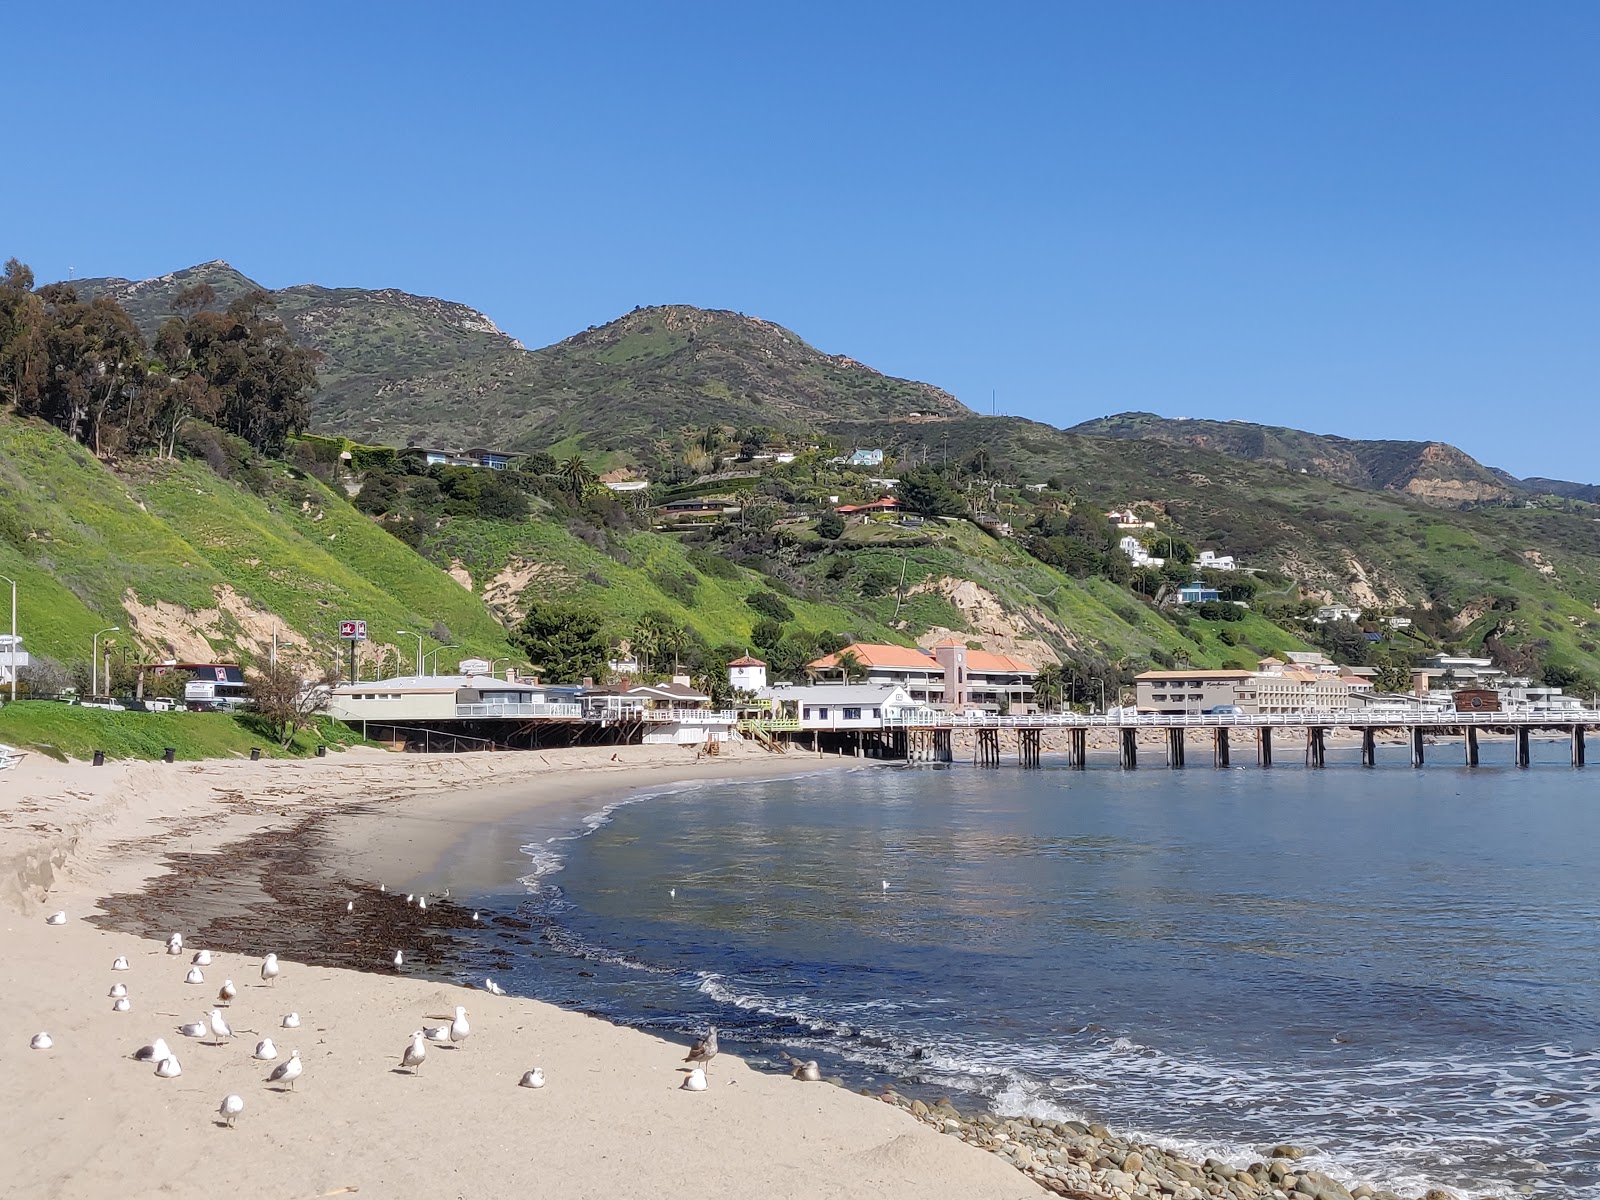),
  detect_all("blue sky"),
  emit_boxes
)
[5,2,1595,479]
